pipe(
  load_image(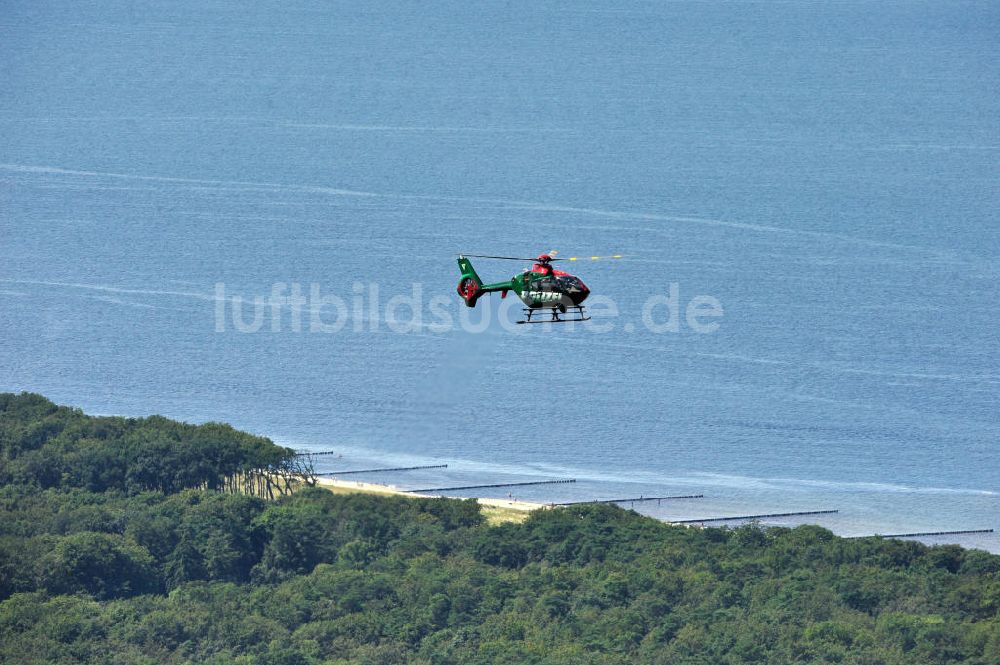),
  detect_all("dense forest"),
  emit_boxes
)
[1,393,997,664]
